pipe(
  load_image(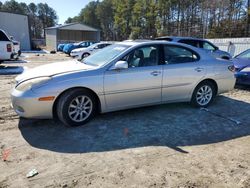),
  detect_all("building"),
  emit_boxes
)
[45,23,100,51]
[0,11,31,50]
